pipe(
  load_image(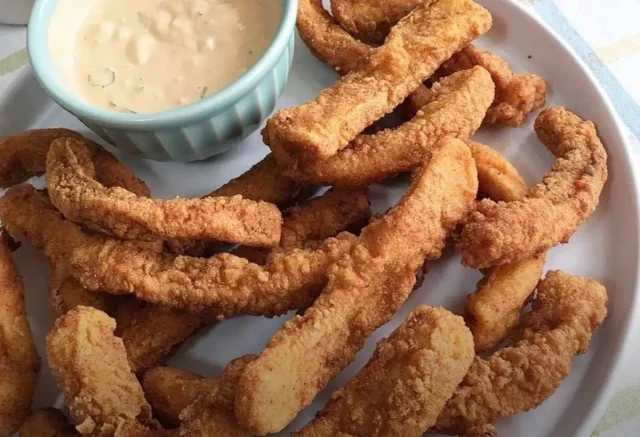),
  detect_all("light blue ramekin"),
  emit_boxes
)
[28,0,297,162]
